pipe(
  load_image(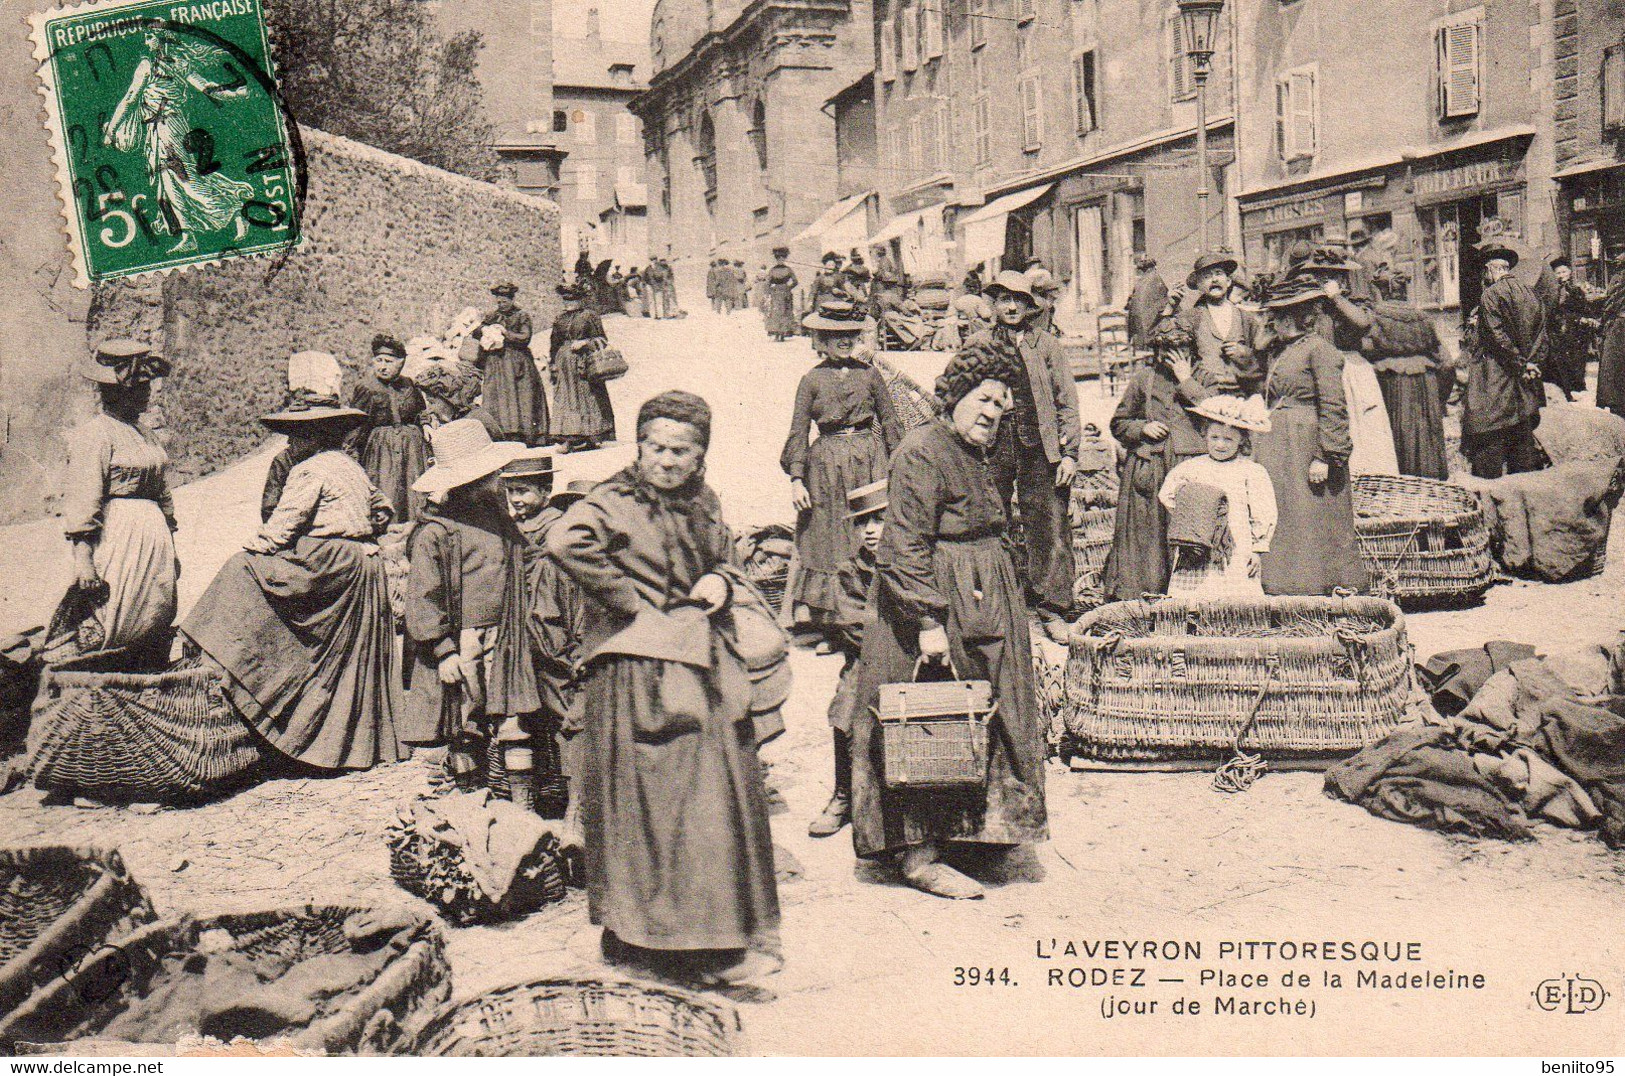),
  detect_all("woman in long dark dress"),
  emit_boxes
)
[848,343,1050,900]
[765,247,800,341]
[549,283,618,451]
[1253,283,1370,596]
[782,302,903,628]
[349,334,429,521]
[477,283,549,446]
[547,391,780,986]
[182,351,403,771]
[1101,322,1210,602]
[1368,311,1449,480]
